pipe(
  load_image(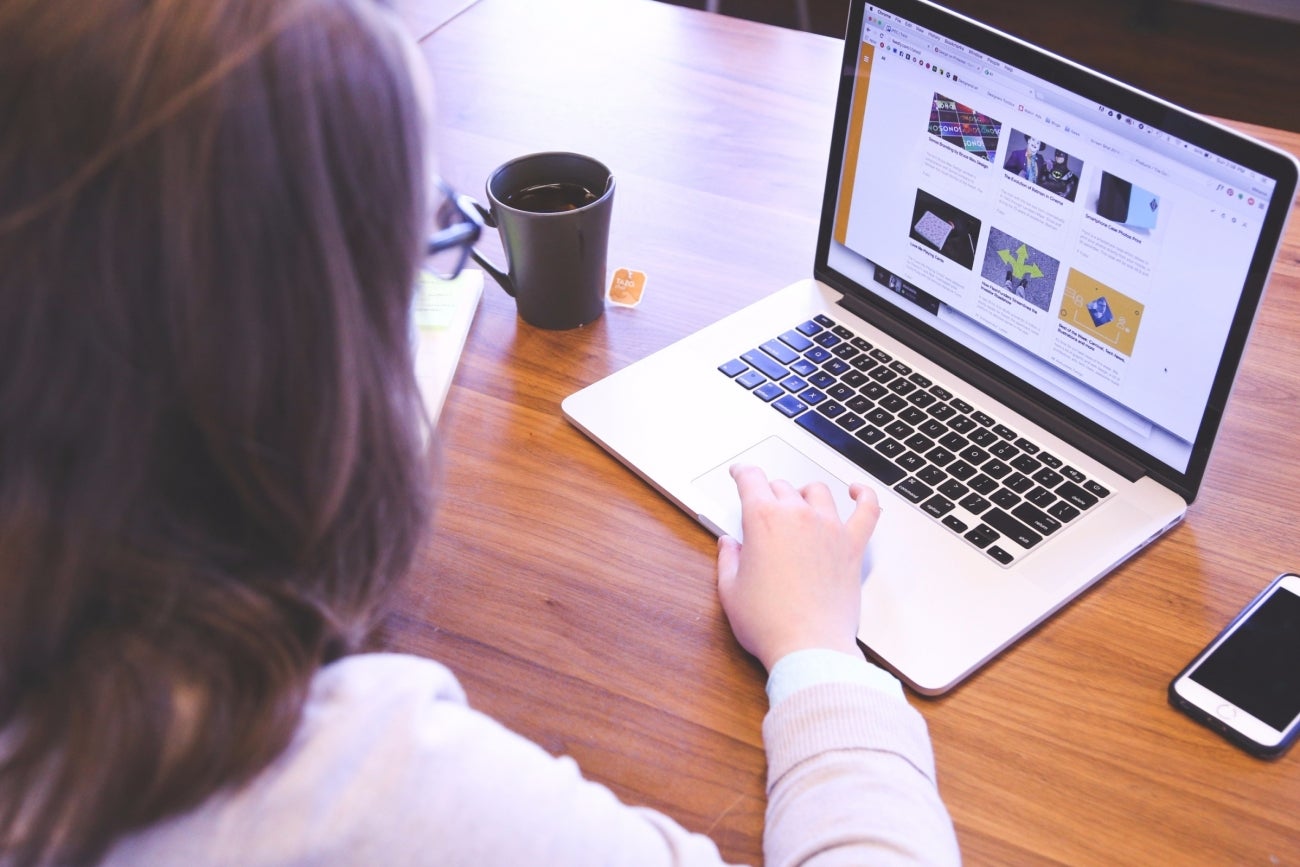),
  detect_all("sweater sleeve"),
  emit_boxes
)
[762,680,961,866]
